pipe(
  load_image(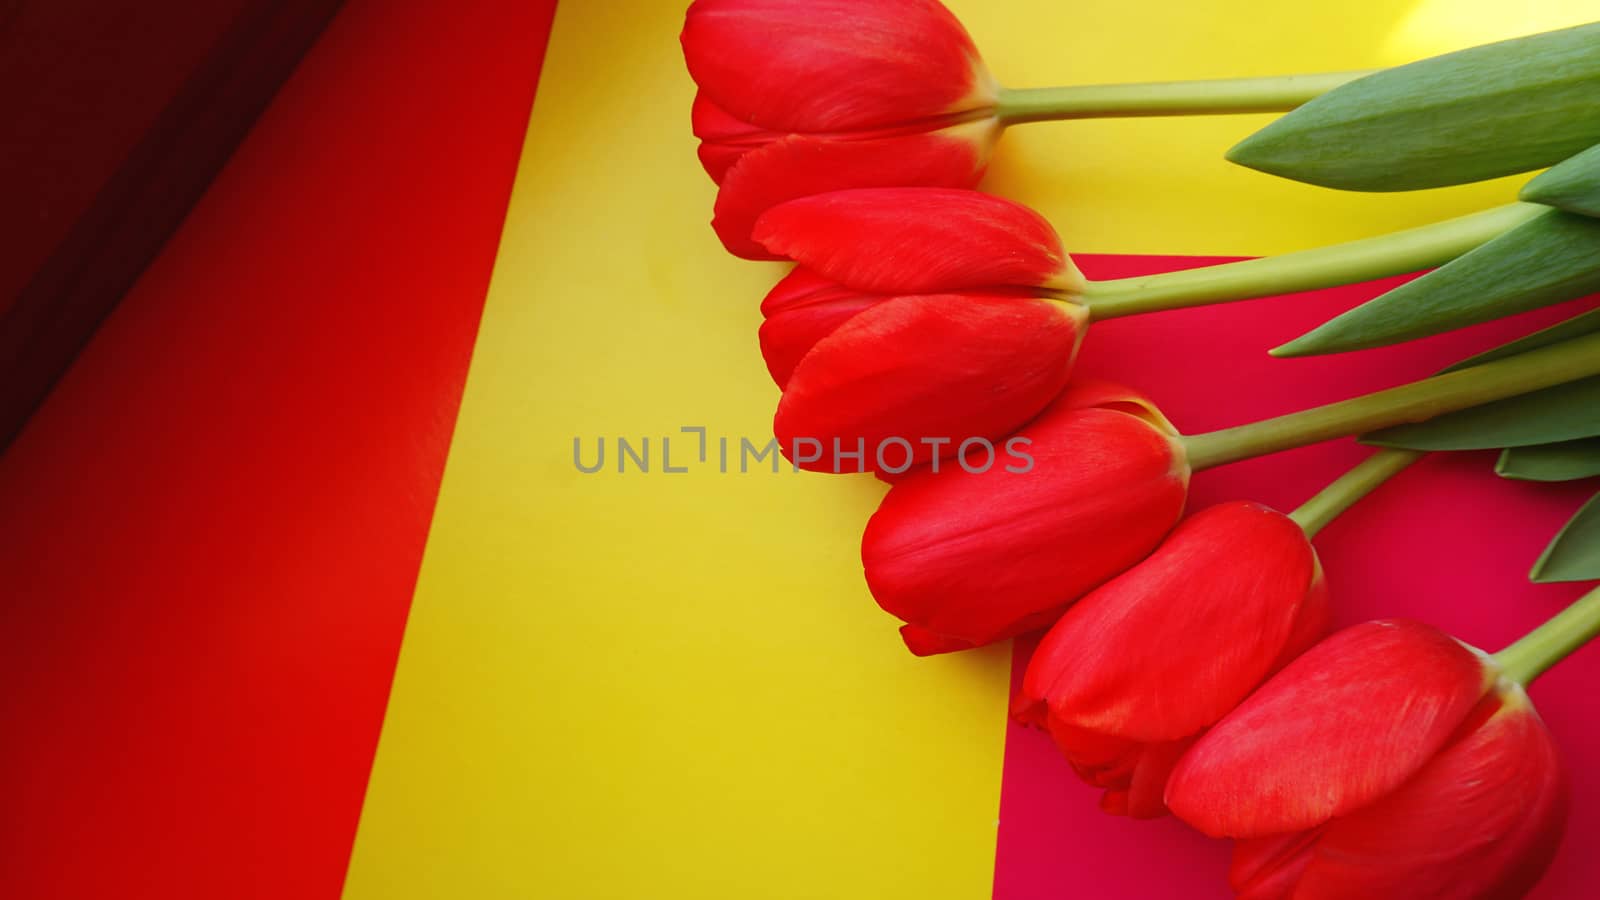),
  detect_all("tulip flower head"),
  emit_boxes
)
[1167,620,1567,899]
[862,380,1190,655]
[755,187,1087,473]
[682,0,1001,257]
[1014,501,1329,818]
